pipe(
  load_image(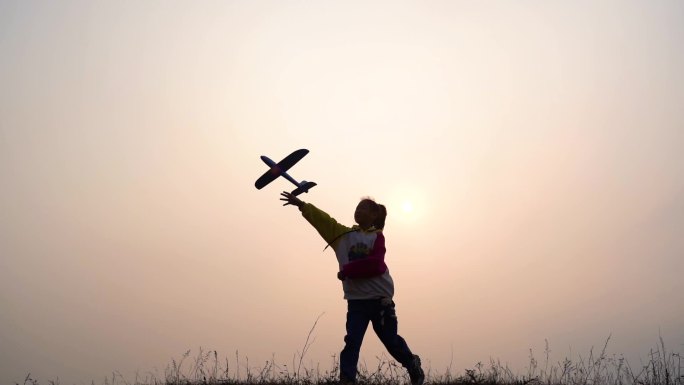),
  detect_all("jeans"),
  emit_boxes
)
[340,298,415,382]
